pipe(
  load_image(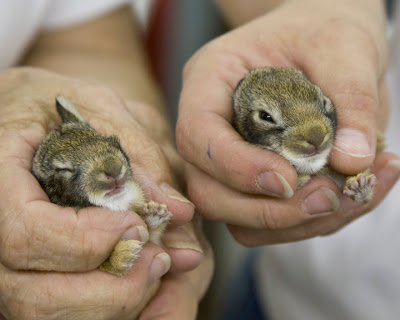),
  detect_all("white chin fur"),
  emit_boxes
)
[284,148,330,174]
[89,181,144,211]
